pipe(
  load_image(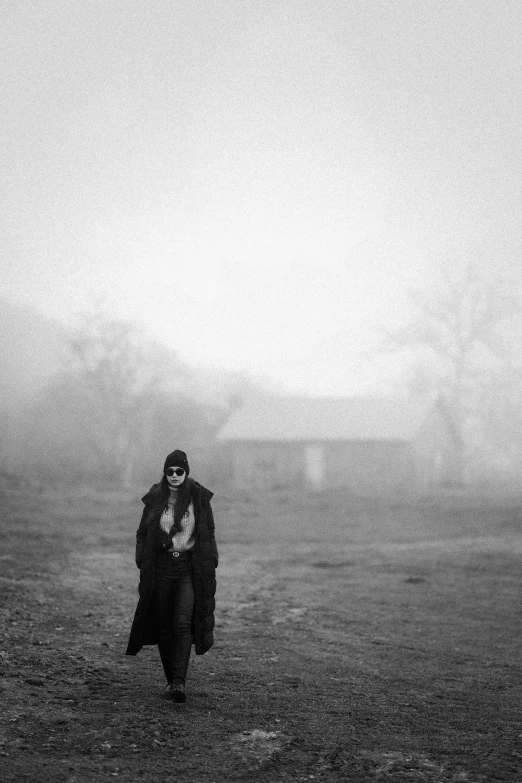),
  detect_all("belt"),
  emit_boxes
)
[156,548,192,559]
